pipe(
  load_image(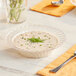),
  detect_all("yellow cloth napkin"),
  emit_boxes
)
[37,44,76,76]
[31,0,75,17]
